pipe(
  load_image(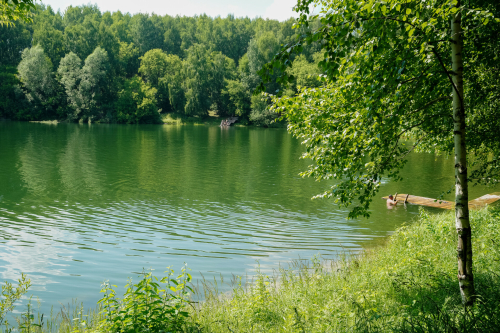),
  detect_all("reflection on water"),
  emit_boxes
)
[0,121,498,314]
[0,227,74,291]
[18,135,52,196]
[59,127,102,197]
